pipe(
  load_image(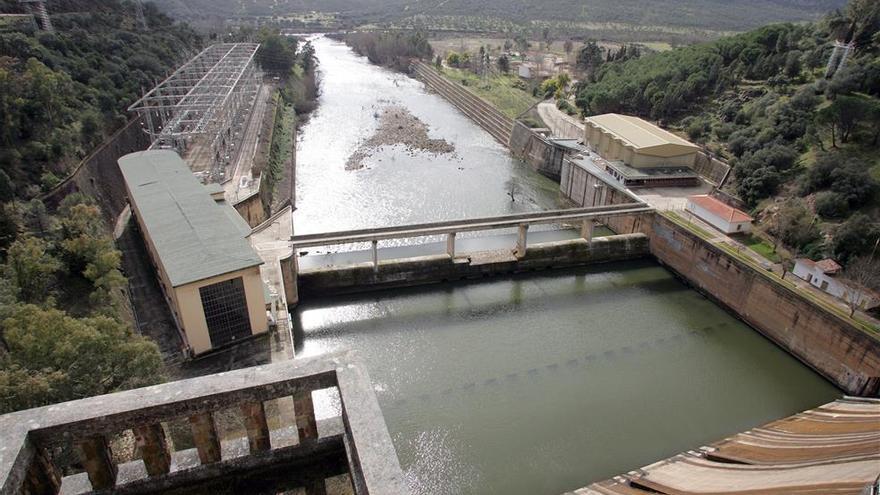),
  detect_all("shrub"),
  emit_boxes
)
[814,191,849,218]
